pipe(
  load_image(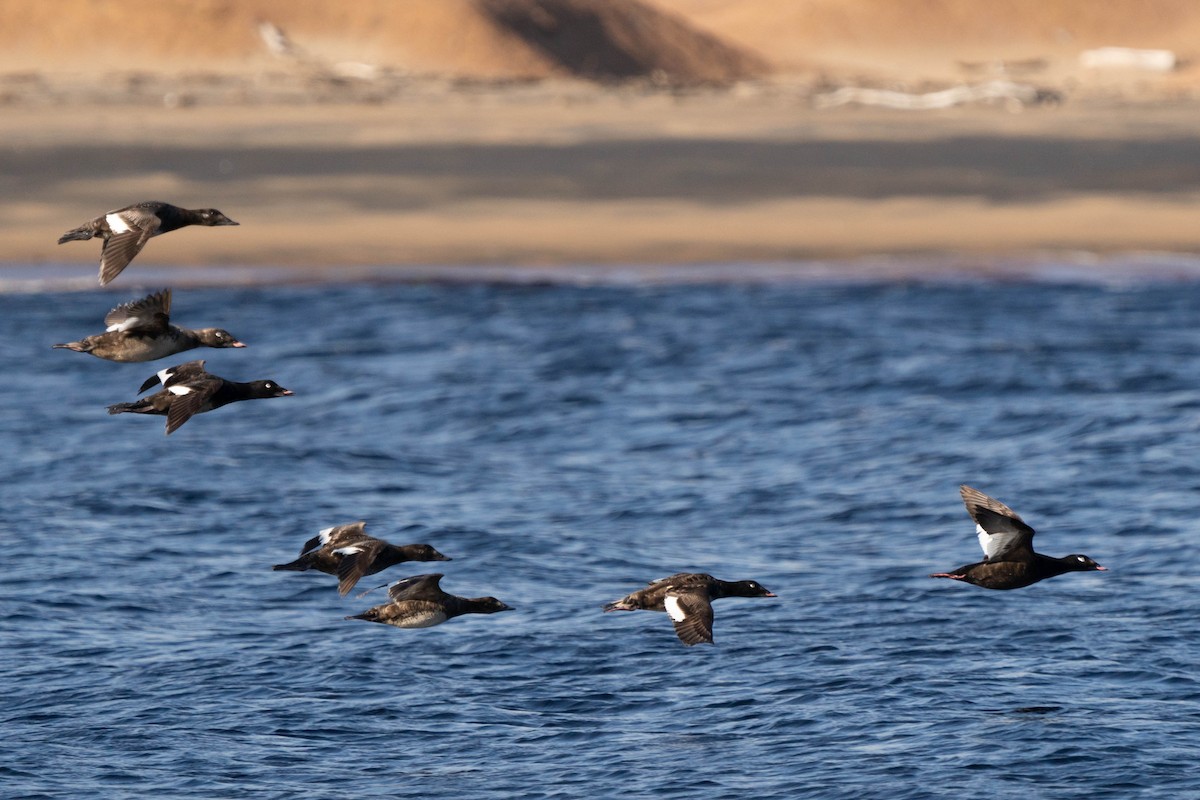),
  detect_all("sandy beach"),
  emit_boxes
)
[5,0,1200,276]
[5,92,1200,276]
